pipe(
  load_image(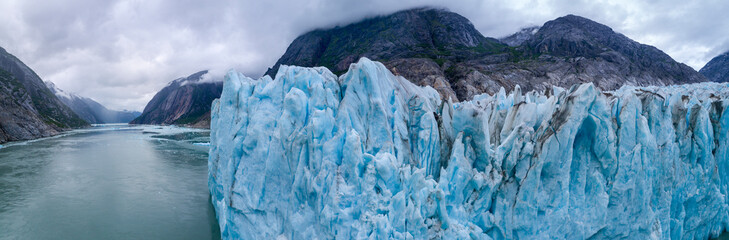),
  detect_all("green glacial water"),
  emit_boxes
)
[0,125,220,240]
